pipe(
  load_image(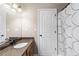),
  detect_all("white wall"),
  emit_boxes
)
[0,5,6,43]
[1,3,67,54]
[58,3,79,56]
